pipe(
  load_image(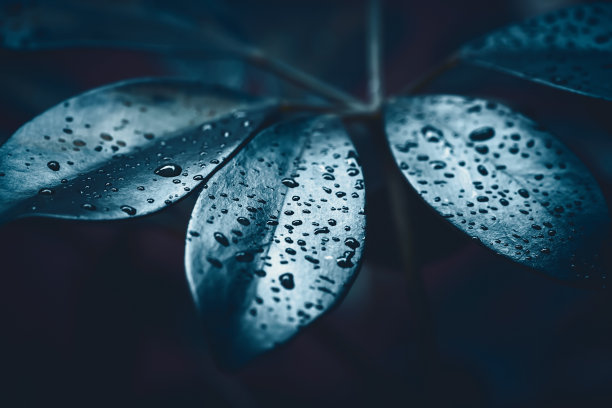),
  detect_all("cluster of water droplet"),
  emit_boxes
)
[0,80,267,220]
[186,116,366,350]
[463,3,612,98]
[386,95,608,283]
